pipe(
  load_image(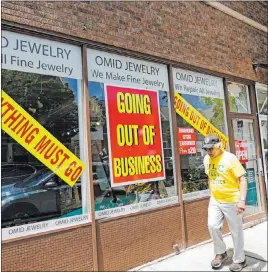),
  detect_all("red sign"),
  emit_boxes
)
[178,127,197,155]
[235,140,248,163]
[105,85,165,187]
